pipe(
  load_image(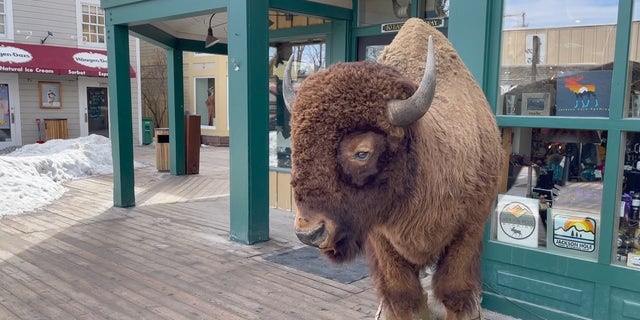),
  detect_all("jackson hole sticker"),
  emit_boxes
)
[552,214,596,252]
[499,201,536,240]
